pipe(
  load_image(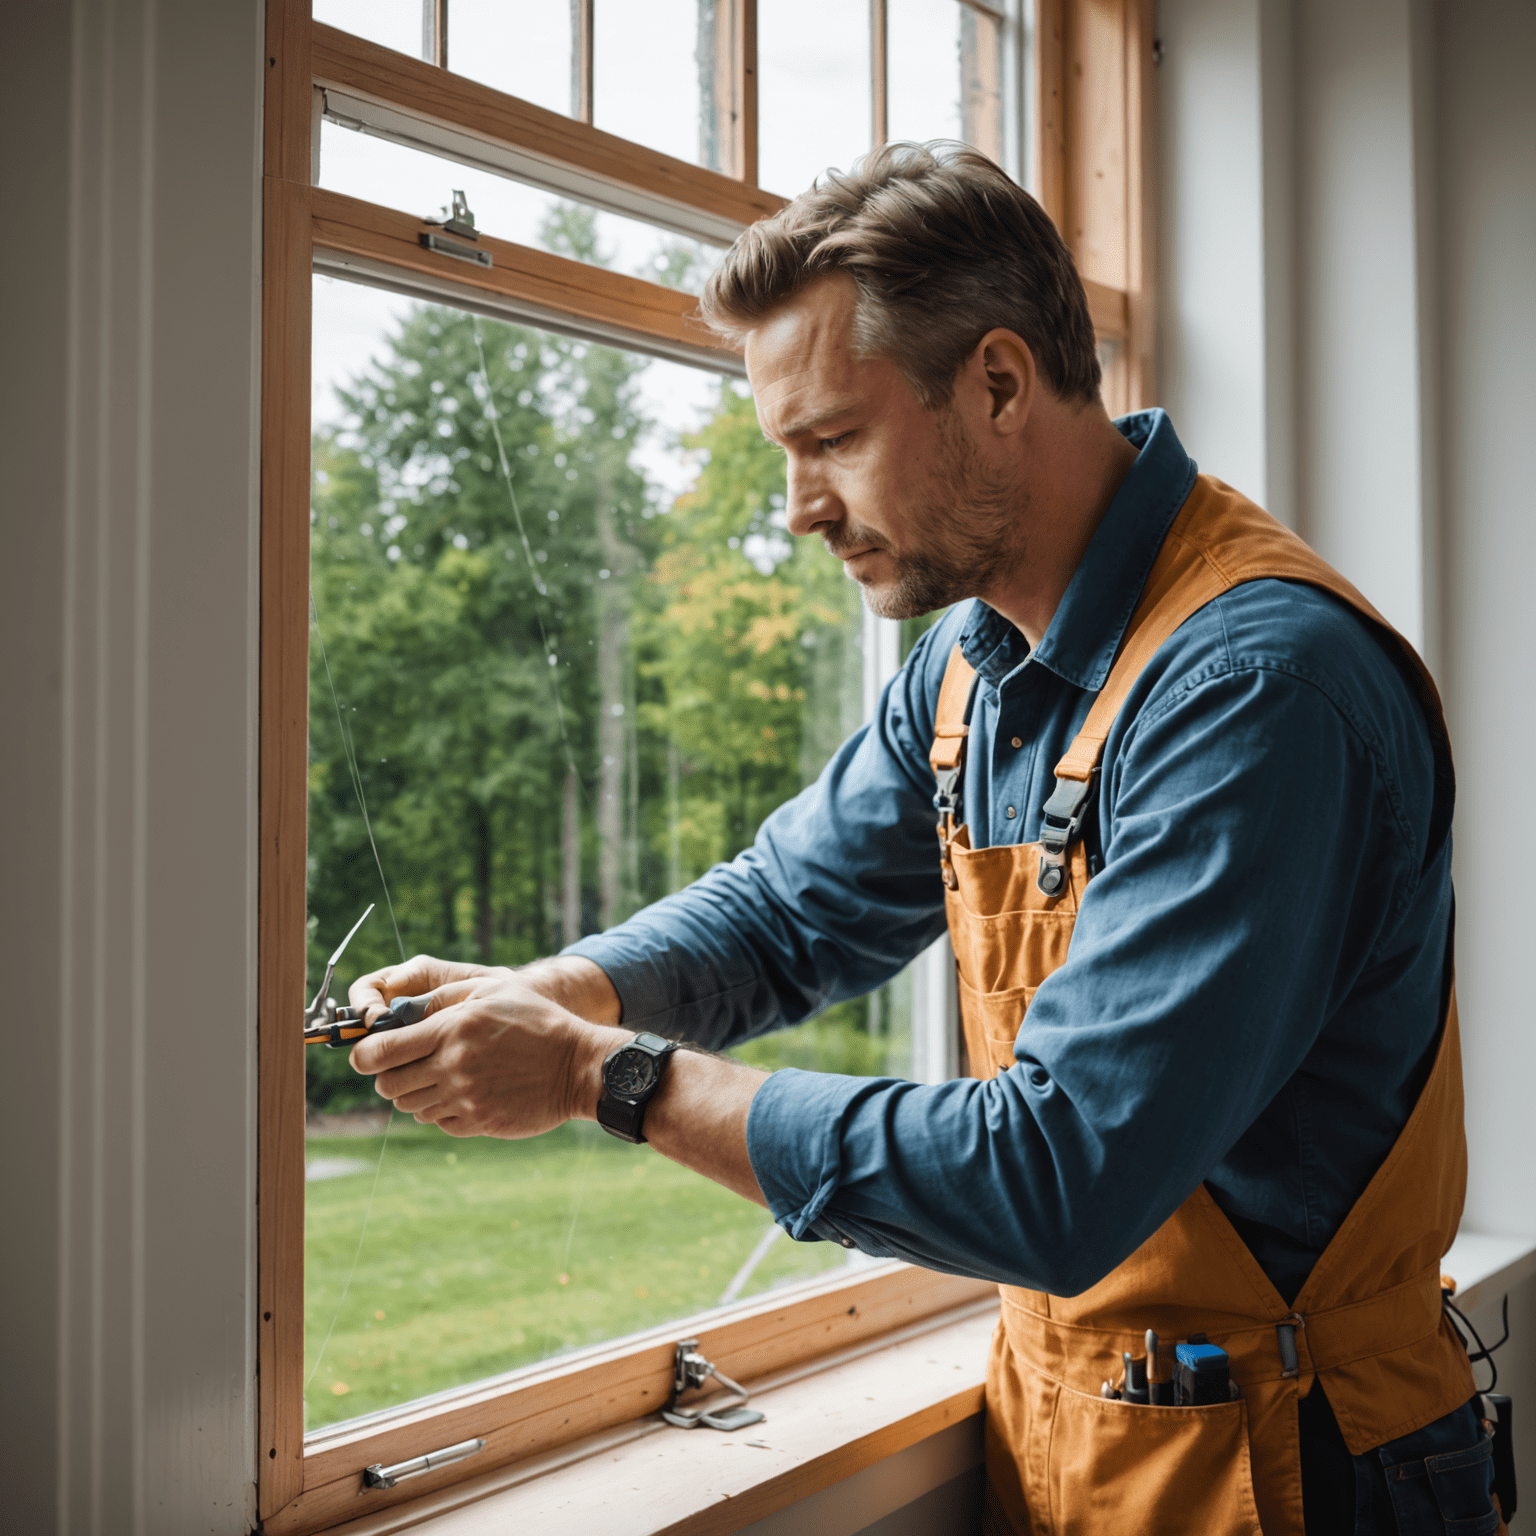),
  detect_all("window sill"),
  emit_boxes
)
[286,1232,1536,1536]
[1441,1228,1536,1312]
[312,1297,999,1536]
